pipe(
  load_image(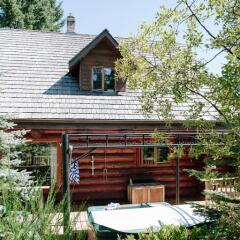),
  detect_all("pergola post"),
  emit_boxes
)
[176,150,180,205]
[62,133,71,239]
[176,135,180,205]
